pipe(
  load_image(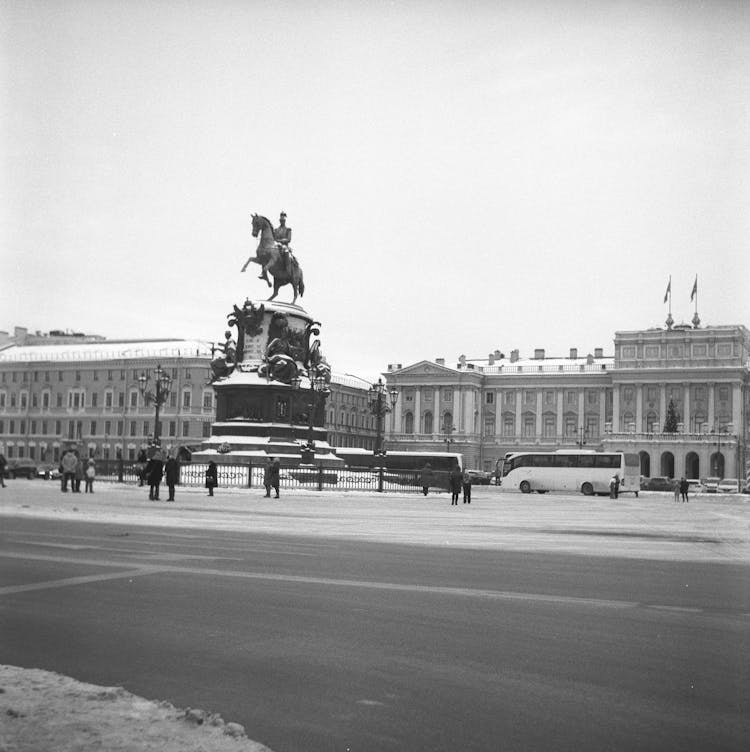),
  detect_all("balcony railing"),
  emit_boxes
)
[603,432,737,443]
